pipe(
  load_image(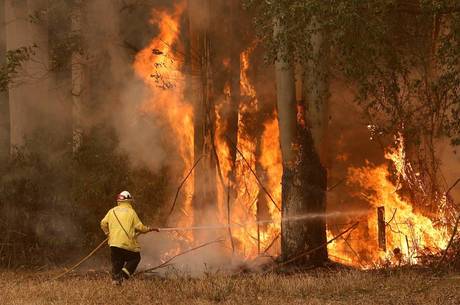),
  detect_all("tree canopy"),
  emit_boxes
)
[245,0,460,145]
